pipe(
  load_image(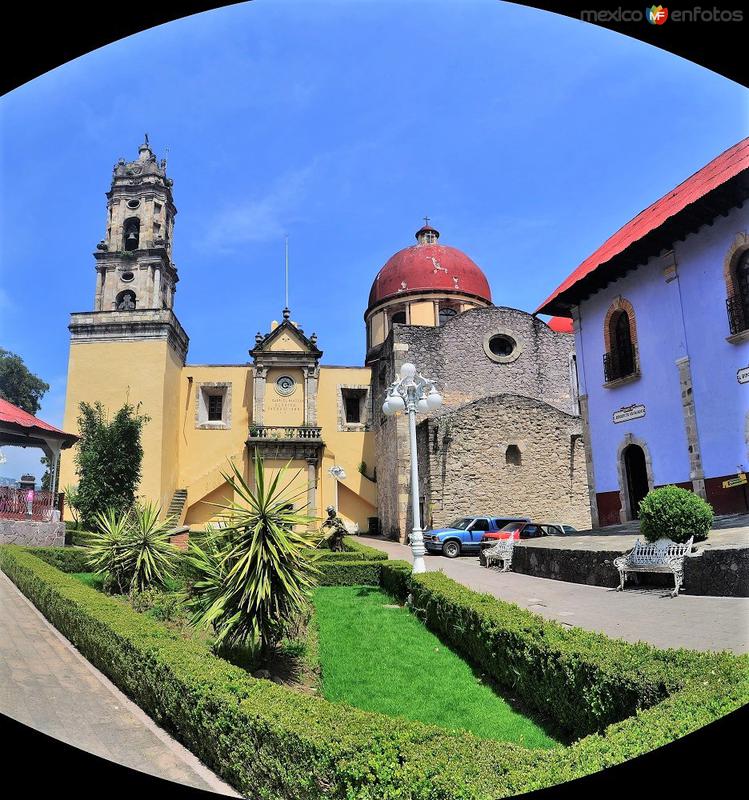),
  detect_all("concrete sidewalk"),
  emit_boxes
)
[0,570,239,796]
[363,537,749,653]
